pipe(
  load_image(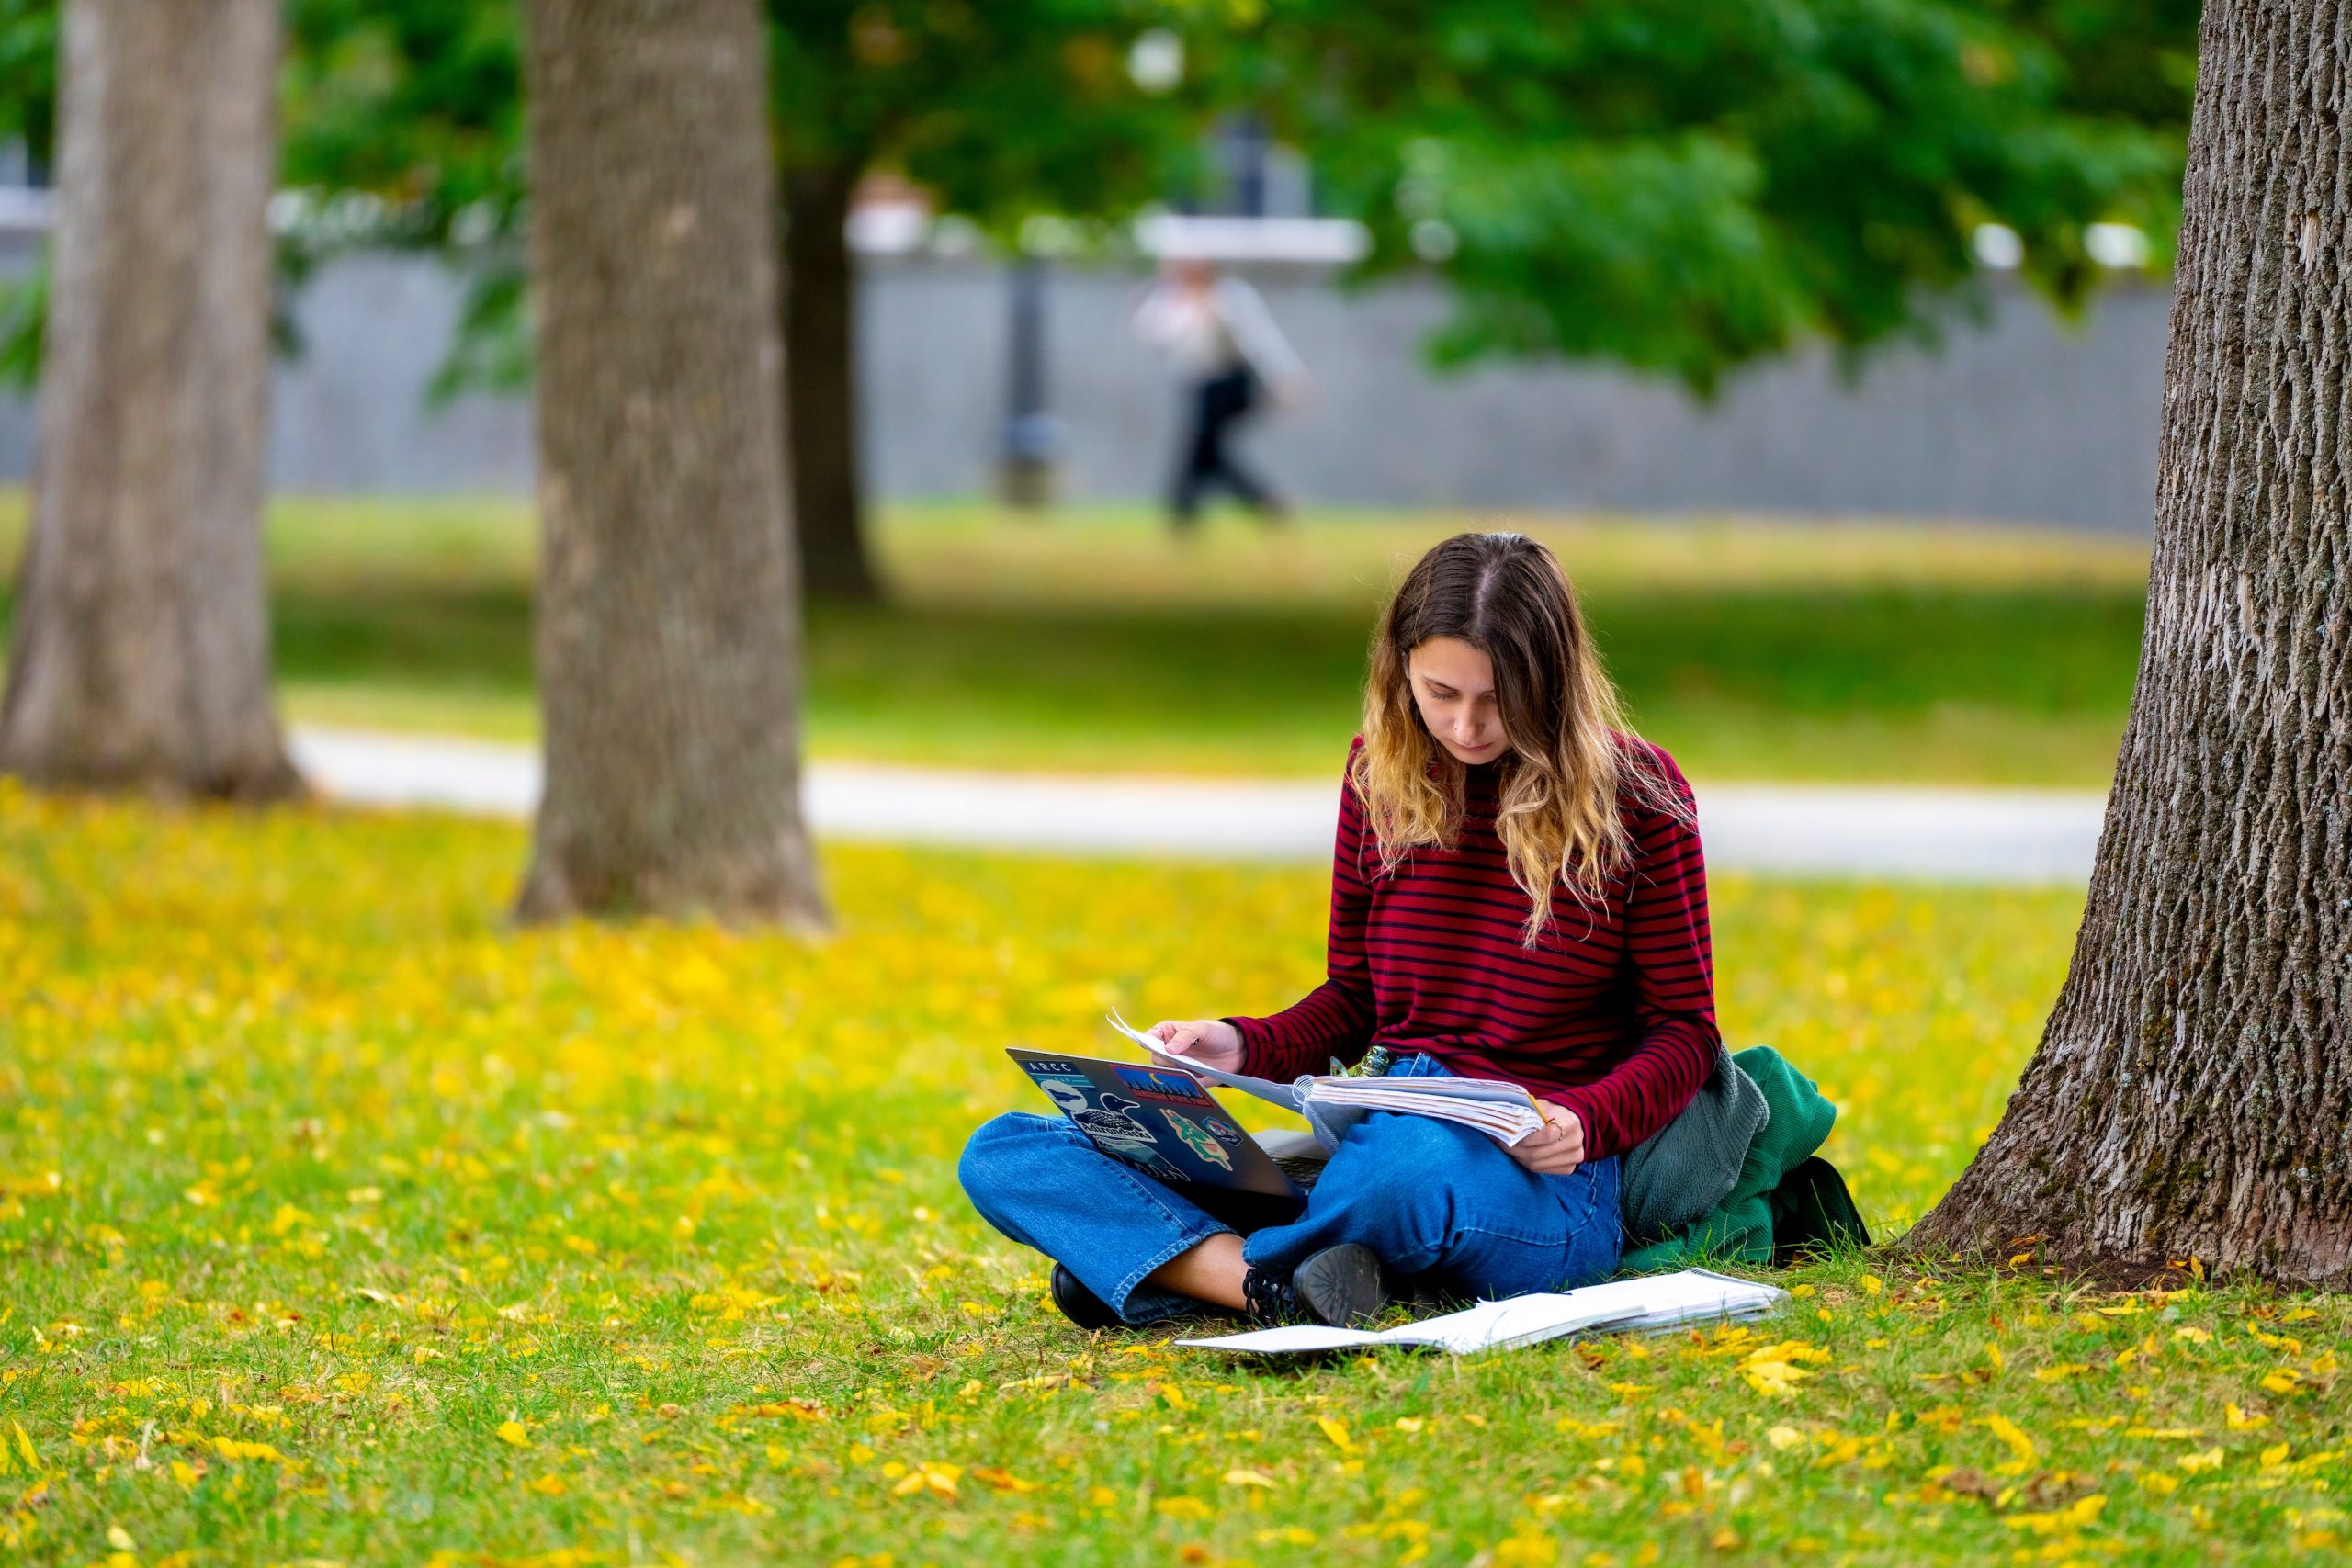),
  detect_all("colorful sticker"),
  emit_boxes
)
[1201,1117,1243,1146]
[1113,1066,1214,1105]
[1160,1109,1233,1170]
